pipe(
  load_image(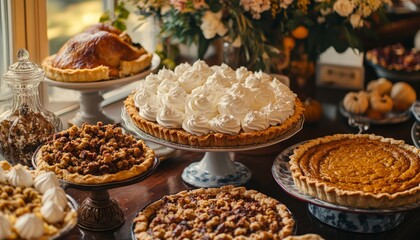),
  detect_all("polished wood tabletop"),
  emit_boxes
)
[61,86,420,240]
